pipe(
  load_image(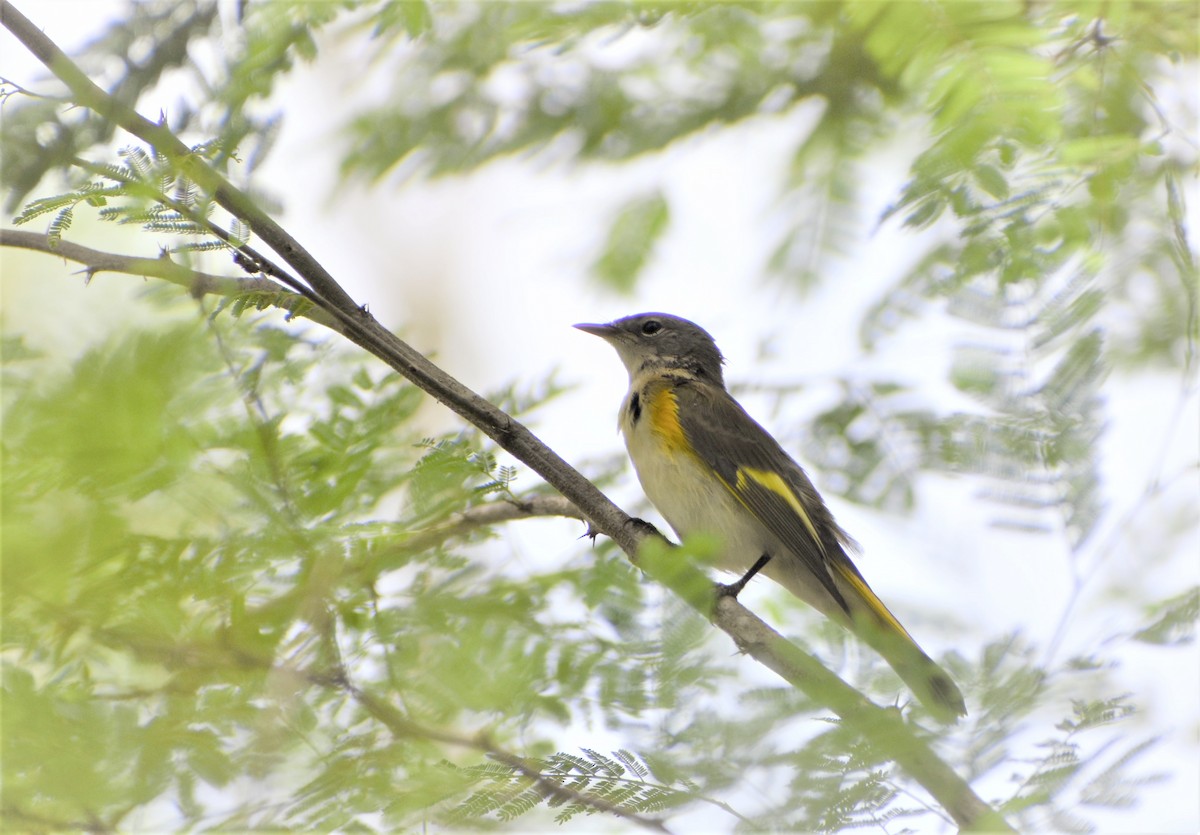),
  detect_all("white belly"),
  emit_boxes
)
[623,410,767,576]
[619,388,843,618]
